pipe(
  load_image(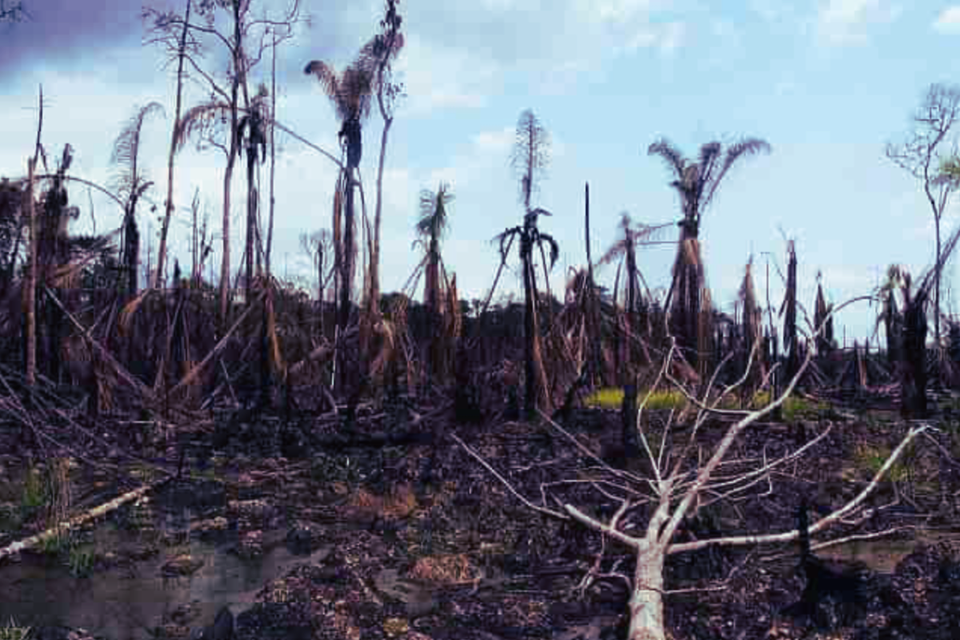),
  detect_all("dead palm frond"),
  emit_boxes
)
[110,102,164,199]
[172,101,231,154]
